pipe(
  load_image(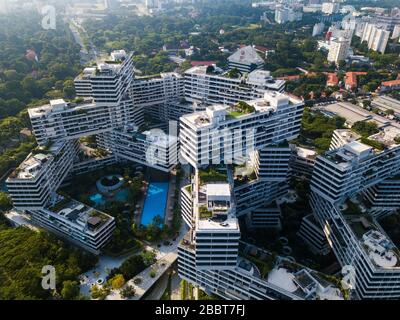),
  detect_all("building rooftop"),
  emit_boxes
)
[334,129,361,144]
[324,141,373,168]
[28,99,95,118]
[181,92,297,129]
[228,45,264,66]
[326,73,339,86]
[381,79,400,87]
[362,230,400,268]
[295,146,317,159]
[46,196,112,232]
[8,139,66,180]
[372,96,400,115]
[205,183,231,198]
[317,102,396,128]
[8,153,52,180]
[76,50,131,80]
